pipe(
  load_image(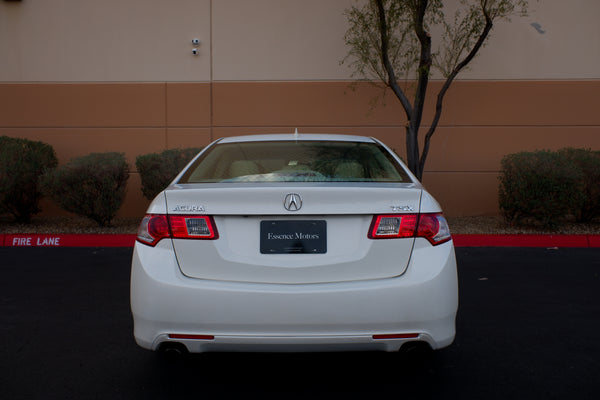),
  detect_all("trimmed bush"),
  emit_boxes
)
[0,136,58,223]
[498,150,586,229]
[40,152,129,227]
[558,148,600,222]
[136,147,202,200]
